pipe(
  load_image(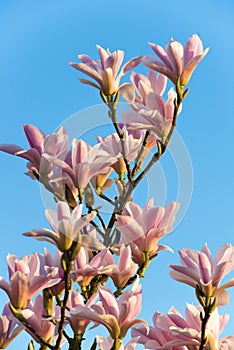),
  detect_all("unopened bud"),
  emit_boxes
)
[43,288,54,316]
[84,183,94,207]
[65,184,77,209]
[113,158,126,176]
